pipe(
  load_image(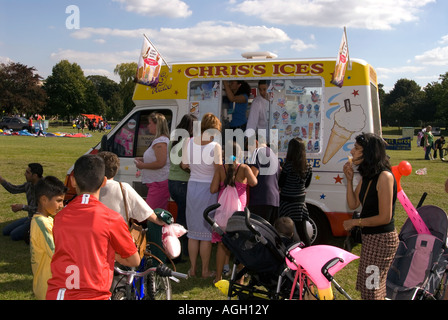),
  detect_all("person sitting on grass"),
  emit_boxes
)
[30,176,66,300]
[1,163,43,242]
[46,154,140,300]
